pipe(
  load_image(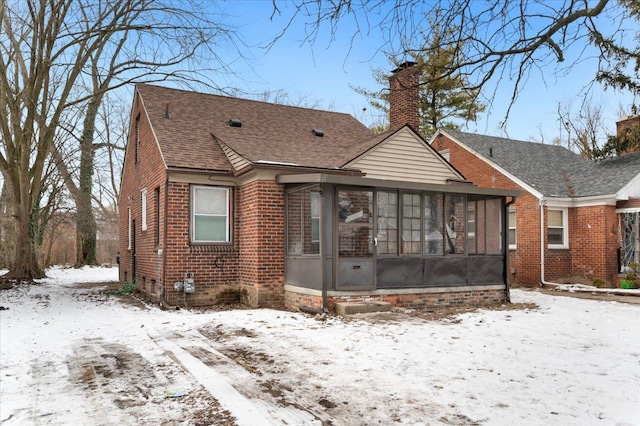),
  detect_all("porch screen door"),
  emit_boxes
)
[337,189,375,289]
[621,212,639,271]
